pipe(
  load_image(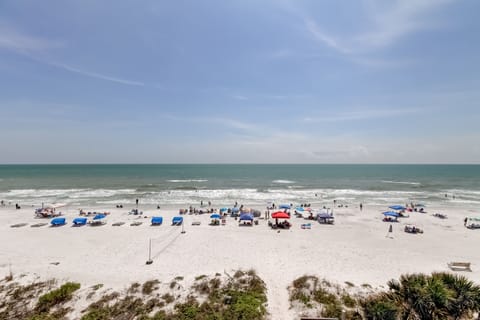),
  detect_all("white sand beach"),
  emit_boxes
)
[1,204,479,319]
